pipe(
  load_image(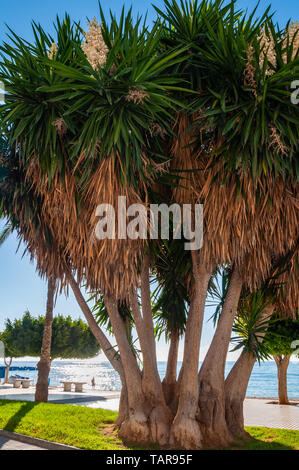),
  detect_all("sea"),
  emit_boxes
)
[2,359,299,399]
